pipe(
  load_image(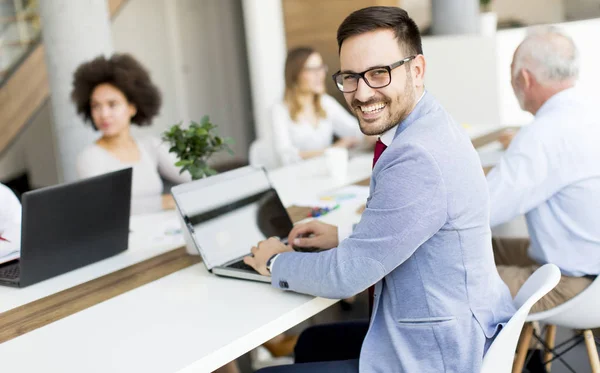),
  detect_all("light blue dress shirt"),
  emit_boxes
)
[487,88,600,277]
